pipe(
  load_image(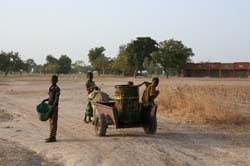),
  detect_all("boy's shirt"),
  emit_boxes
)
[86,80,96,94]
[48,85,60,106]
[142,83,156,107]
